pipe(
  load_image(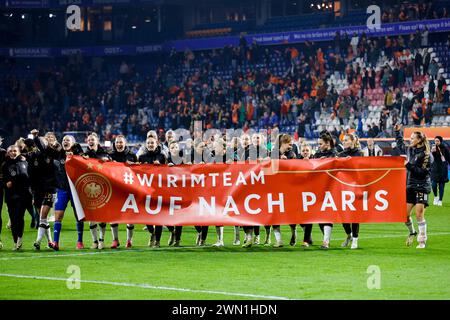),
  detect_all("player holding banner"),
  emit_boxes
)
[83,133,112,250]
[138,135,167,248]
[51,135,85,250]
[298,142,314,247]
[394,124,431,249]
[109,135,138,248]
[167,140,184,247]
[313,131,337,249]
[337,133,363,249]
[264,133,298,248]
